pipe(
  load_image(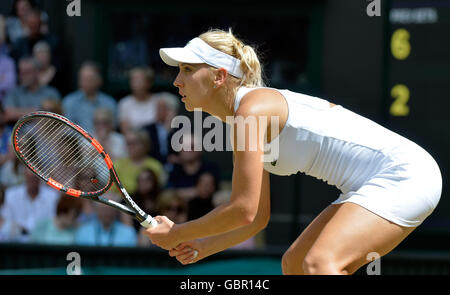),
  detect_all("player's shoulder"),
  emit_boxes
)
[240,87,277,102]
[236,87,284,117]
